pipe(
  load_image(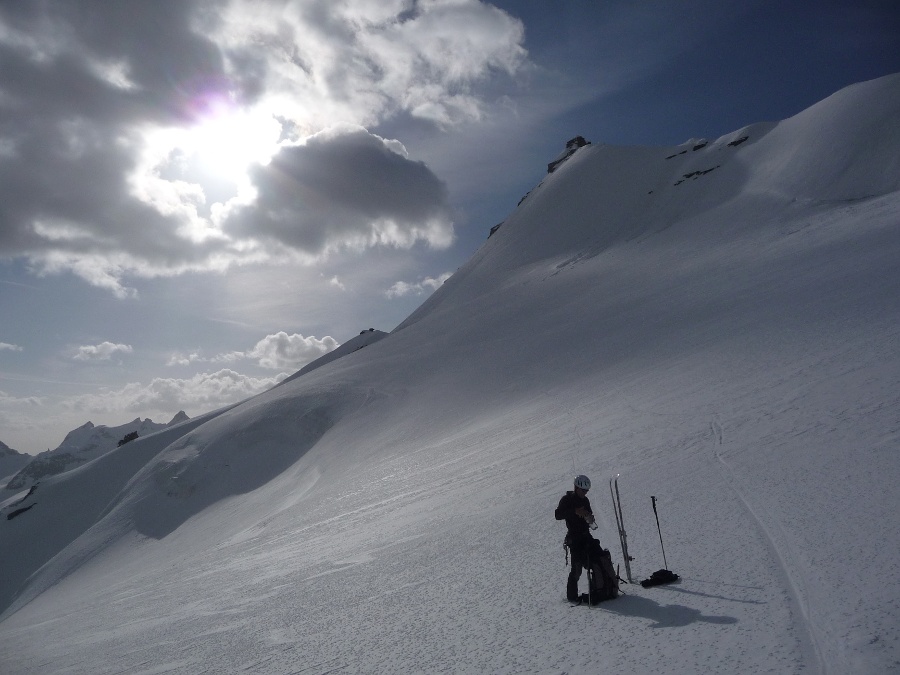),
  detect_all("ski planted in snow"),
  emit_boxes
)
[610,474,634,583]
